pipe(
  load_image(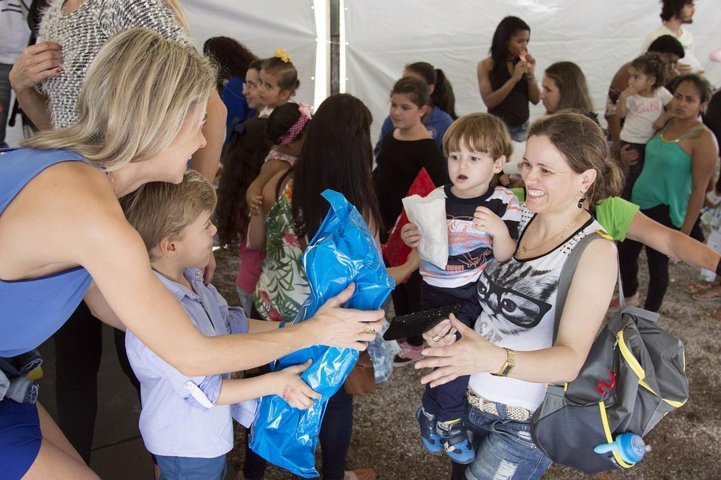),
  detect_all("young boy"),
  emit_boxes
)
[120,170,319,480]
[401,113,521,464]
